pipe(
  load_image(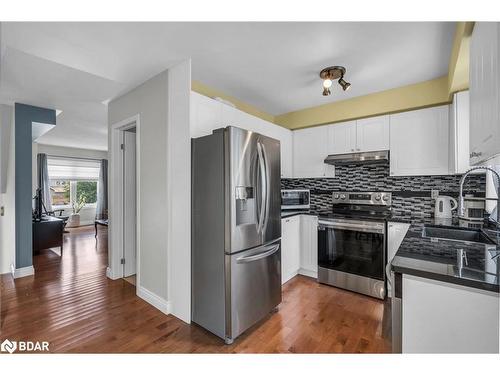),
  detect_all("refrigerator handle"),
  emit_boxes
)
[256,142,267,234]
[261,142,270,232]
[236,243,280,264]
